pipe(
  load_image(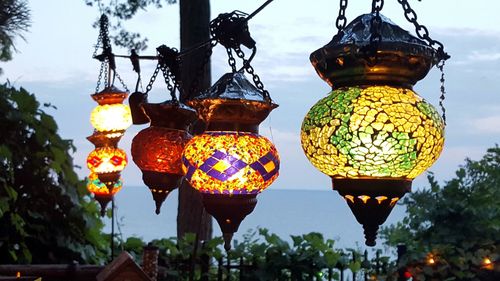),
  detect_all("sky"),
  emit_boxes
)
[2,0,500,243]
